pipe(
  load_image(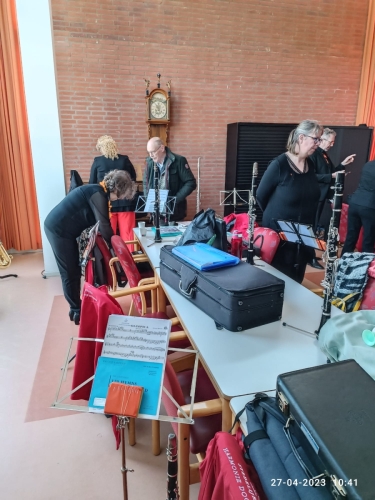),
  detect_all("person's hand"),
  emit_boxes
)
[341,154,356,165]
[332,170,345,178]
